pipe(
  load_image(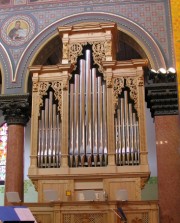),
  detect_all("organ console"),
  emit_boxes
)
[28,22,158,223]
